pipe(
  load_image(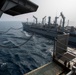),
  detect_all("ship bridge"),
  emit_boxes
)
[0,0,38,17]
